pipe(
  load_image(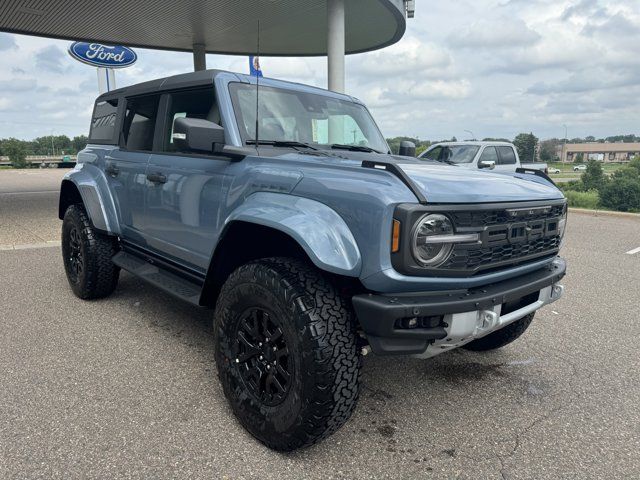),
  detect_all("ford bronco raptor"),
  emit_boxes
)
[59,70,566,451]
